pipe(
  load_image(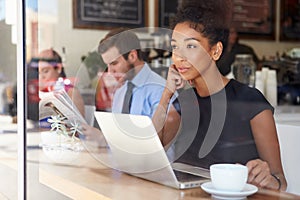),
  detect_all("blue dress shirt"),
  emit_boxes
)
[112,63,166,118]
